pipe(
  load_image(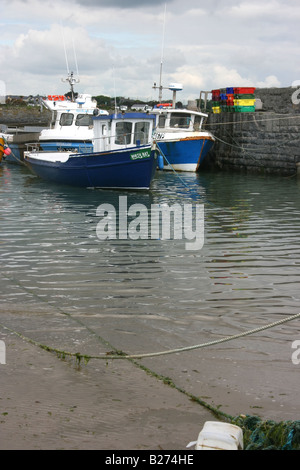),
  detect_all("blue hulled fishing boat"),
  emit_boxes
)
[152,106,215,172]
[24,112,157,189]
